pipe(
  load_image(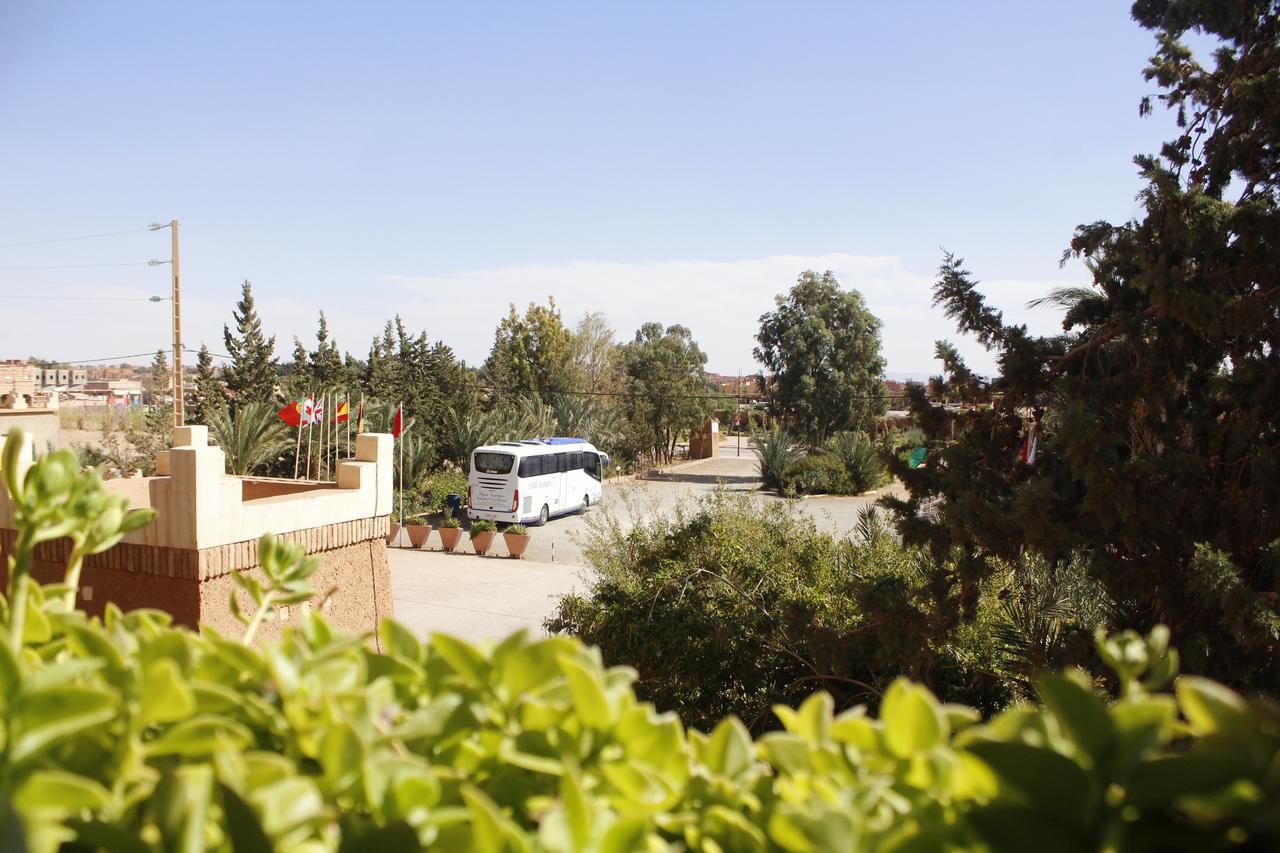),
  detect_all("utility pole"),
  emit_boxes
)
[150,220,183,426]
[170,220,182,426]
